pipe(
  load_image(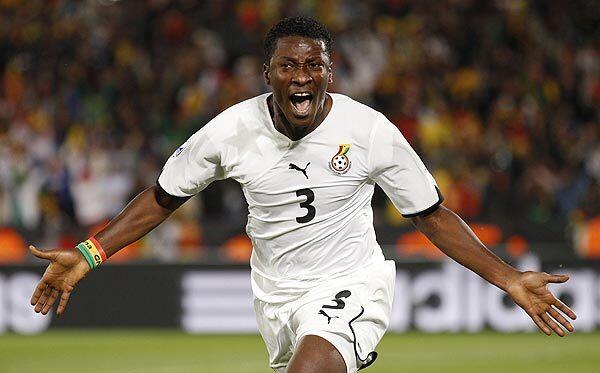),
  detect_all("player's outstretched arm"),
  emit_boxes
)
[30,184,190,315]
[411,206,577,336]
